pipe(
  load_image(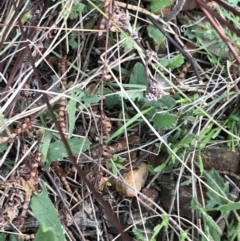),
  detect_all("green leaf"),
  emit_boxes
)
[120,26,142,52]
[159,54,184,69]
[30,181,65,241]
[198,150,204,175]
[144,95,176,109]
[0,110,8,153]
[109,163,123,175]
[102,88,122,109]
[40,130,53,164]
[129,62,147,85]
[113,65,130,76]
[106,107,153,143]
[68,89,78,137]
[109,155,126,174]
[205,169,229,208]
[69,36,78,49]
[9,235,18,241]
[0,142,7,153]
[228,114,240,122]
[0,30,21,55]
[218,202,240,216]
[69,3,85,19]
[150,0,172,12]
[199,127,218,148]
[227,0,238,6]
[191,197,202,210]
[132,228,145,241]
[81,88,100,107]
[180,177,192,186]
[71,88,100,109]
[47,137,91,162]
[198,123,214,148]
[120,90,145,101]
[153,113,178,130]
[105,94,122,108]
[179,134,194,147]
[191,198,221,240]
[147,164,156,174]
[0,233,7,241]
[154,162,166,172]
[160,215,169,228]
[147,25,165,45]
[180,229,189,241]
[35,224,57,241]
[67,88,100,136]
[21,9,31,24]
[202,211,222,240]
[235,223,240,240]
[159,96,176,108]
[150,216,169,241]
[120,32,134,52]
